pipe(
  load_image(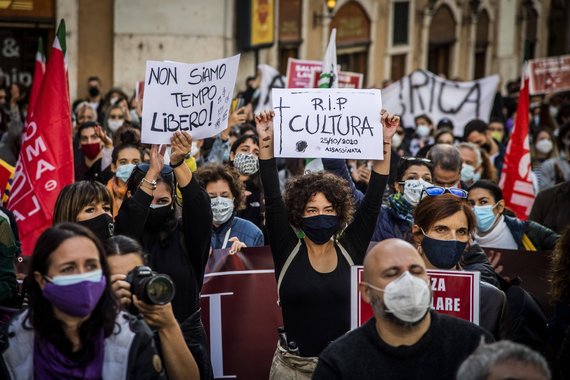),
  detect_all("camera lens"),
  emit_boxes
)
[145,275,175,305]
